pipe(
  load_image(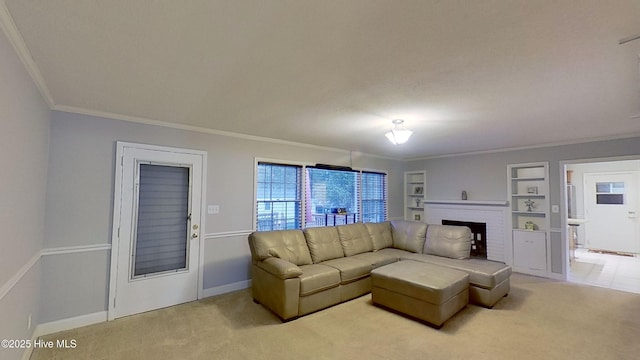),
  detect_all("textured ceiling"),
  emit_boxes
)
[3,0,640,159]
